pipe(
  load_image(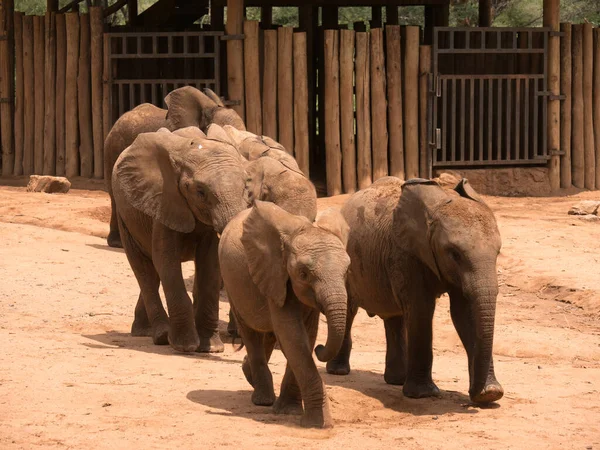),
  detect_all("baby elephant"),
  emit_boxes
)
[218,201,350,428]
